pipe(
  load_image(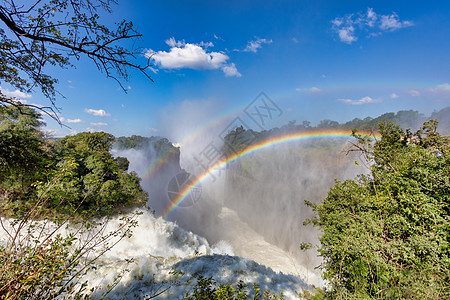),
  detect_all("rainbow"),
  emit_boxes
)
[162,129,380,218]
[141,109,241,182]
[141,146,179,180]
